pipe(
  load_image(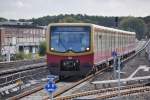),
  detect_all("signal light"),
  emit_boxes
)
[51,48,54,50]
[86,48,90,51]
